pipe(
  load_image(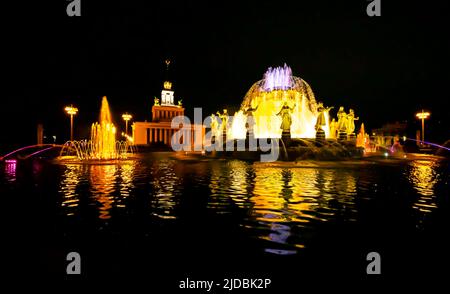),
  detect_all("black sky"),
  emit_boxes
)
[2,0,449,148]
